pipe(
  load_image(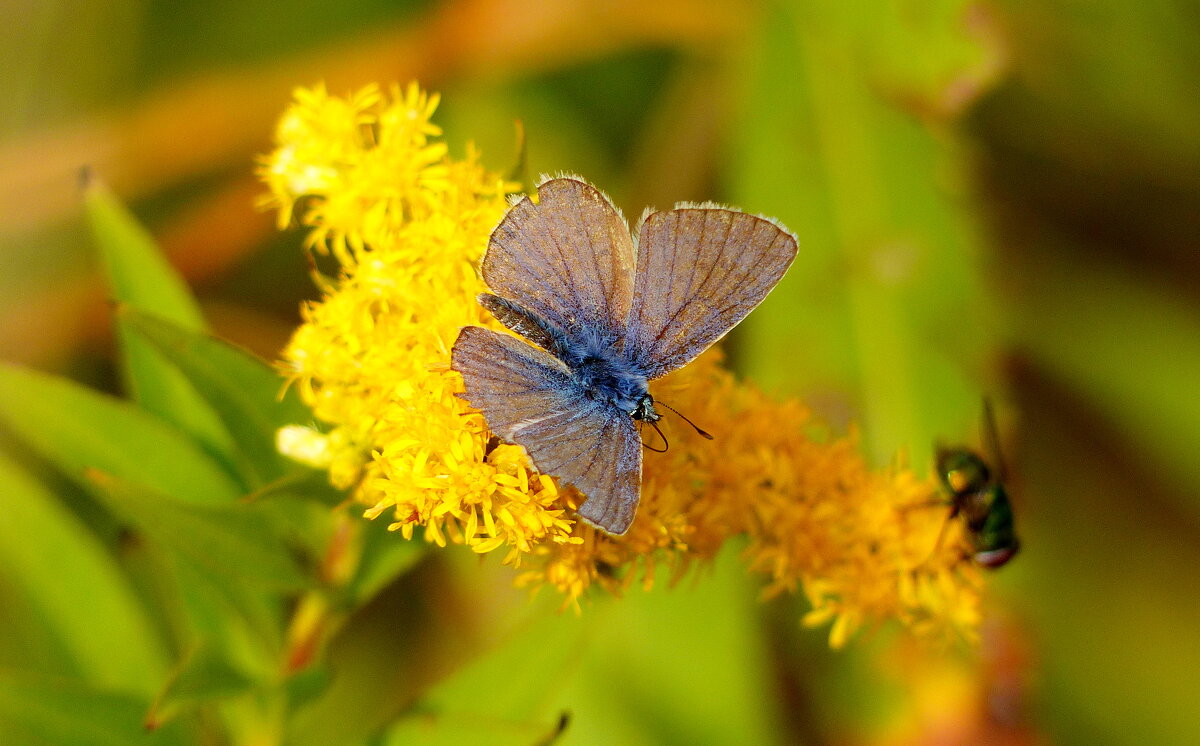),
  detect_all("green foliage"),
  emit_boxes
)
[147,642,257,730]
[0,363,241,504]
[730,0,990,466]
[0,671,192,746]
[118,307,311,487]
[84,175,238,473]
[85,470,310,593]
[0,184,428,743]
[1013,254,1200,510]
[0,452,166,694]
[4,0,1199,743]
